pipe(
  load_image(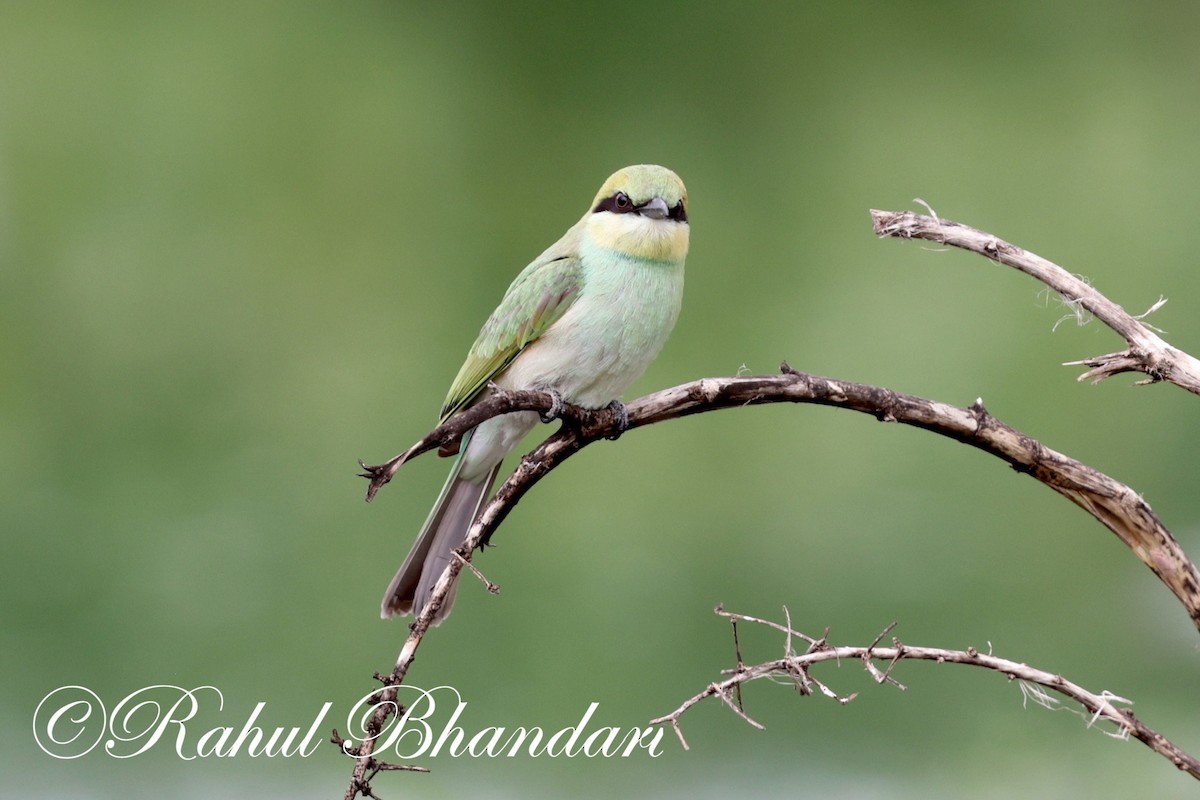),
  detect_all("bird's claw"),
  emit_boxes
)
[540,389,566,423]
[604,400,629,440]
